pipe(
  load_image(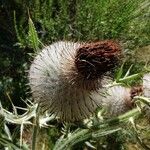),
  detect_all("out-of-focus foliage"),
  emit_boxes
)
[0,0,150,149]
